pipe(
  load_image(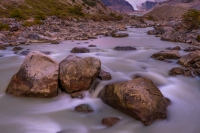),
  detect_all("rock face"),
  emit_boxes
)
[100,77,170,125]
[6,51,59,98]
[59,55,101,93]
[102,117,121,127]
[151,50,181,59]
[178,51,200,67]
